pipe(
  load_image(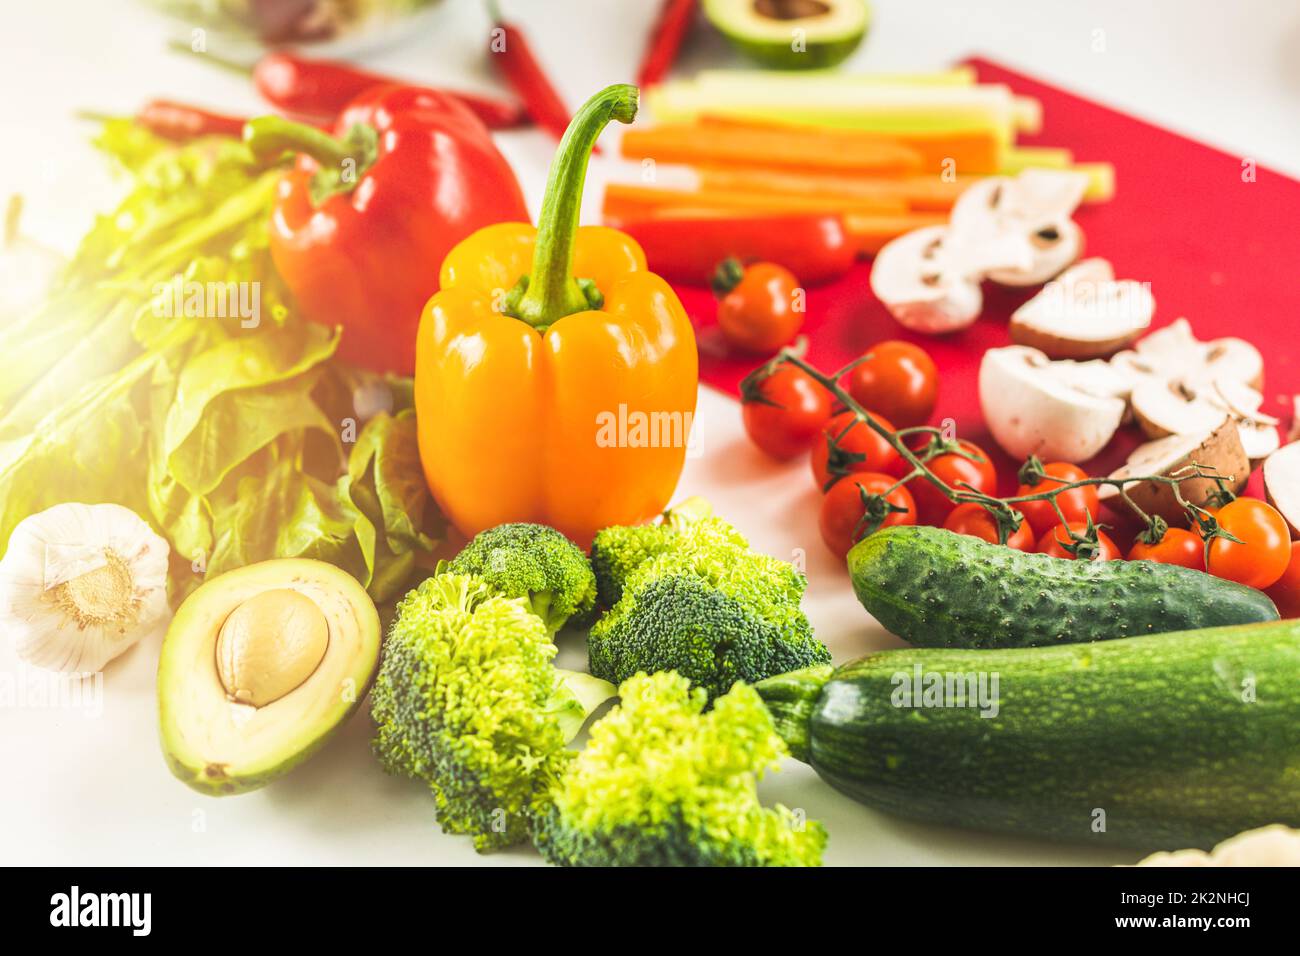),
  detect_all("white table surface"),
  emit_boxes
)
[2,0,1298,866]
